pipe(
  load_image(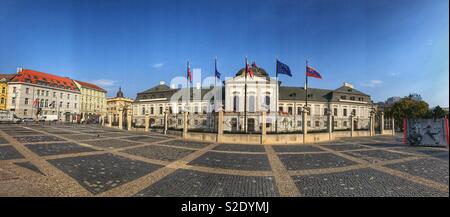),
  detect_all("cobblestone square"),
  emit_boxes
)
[135,169,279,197]
[0,146,24,160]
[0,124,448,197]
[188,151,272,171]
[47,153,162,194]
[278,153,358,170]
[25,142,97,156]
